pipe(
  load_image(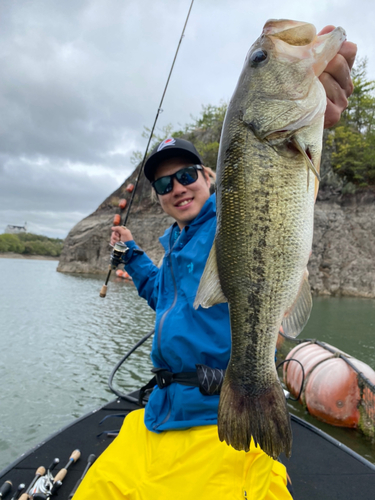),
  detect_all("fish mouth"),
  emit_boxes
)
[263,19,346,77]
[263,19,317,46]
